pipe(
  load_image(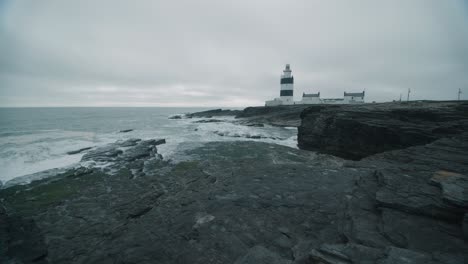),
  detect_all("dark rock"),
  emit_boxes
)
[189,106,311,127]
[246,123,265,127]
[127,206,152,219]
[193,119,224,123]
[0,142,355,263]
[375,169,463,221]
[236,105,311,127]
[121,139,165,162]
[298,101,468,160]
[66,146,93,155]
[377,246,433,264]
[463,214,468,240]
[430,171,468,208]
[145,138,166,146]
[0,203,49,264]
[81,145,123,162]
[81,138,165,164]
[118,138,141,147]
[309,243,384,264]
[187,109,241,118]
[169,114,183,119]
[234,245,291,264]
[1,110,468,264]
[119,129,133,133]
[213,131,284,140]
